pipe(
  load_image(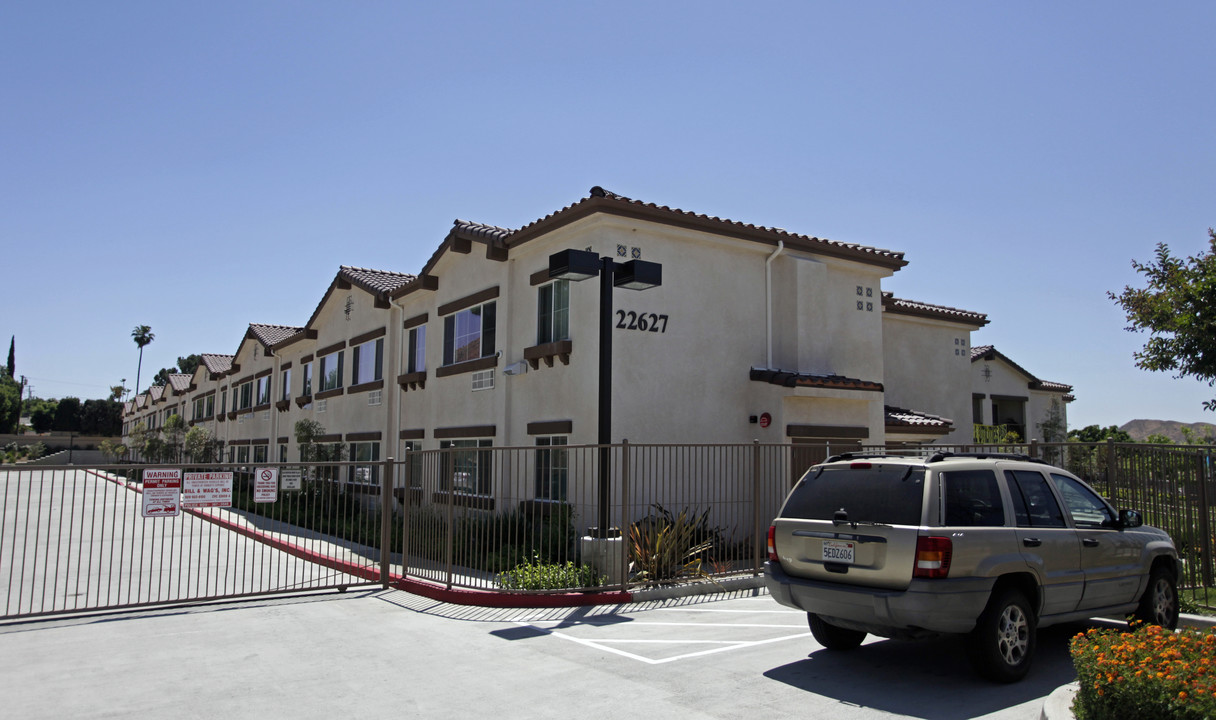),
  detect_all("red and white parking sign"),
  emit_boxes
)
[142,468,181,518]
[254,468,278,503]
